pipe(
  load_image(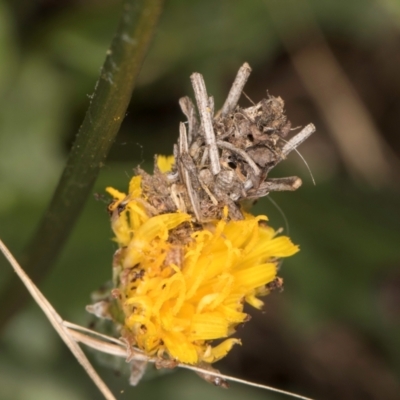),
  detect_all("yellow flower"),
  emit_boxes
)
[106,160,299,365]
[156,155,175,173]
